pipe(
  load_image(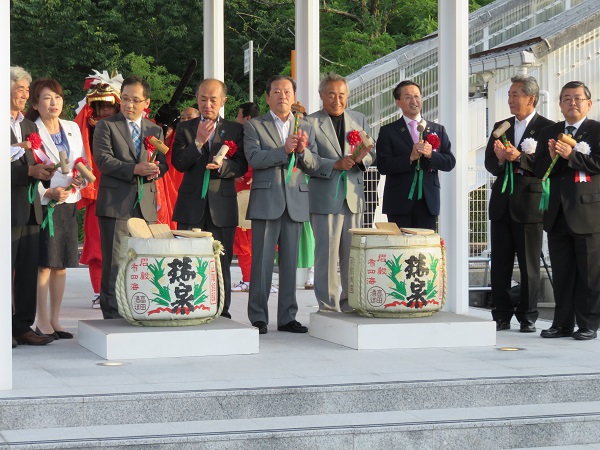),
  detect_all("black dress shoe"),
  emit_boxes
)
[519,322,536,333]
[496,321,510,331]
[220,311,232,319]
[54,330,74,339]
[252,321,268,335]
[14,330,53,346]
[277,320,308,333]
[540,327,573,338]
[572,329,597,340]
